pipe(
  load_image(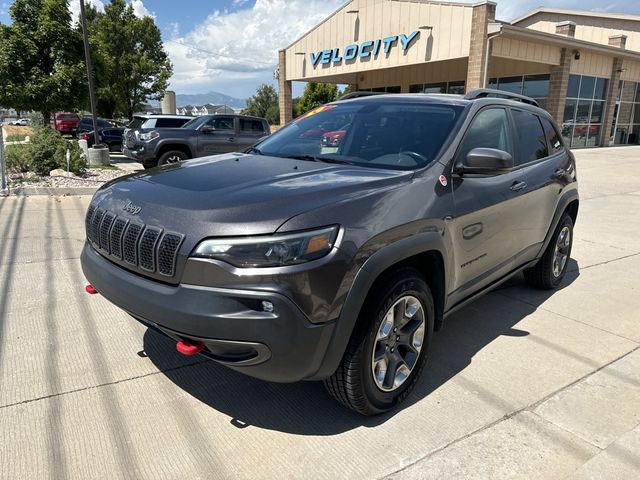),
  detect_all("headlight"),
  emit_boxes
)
[138,130,159,142]
[191,226,339,267]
